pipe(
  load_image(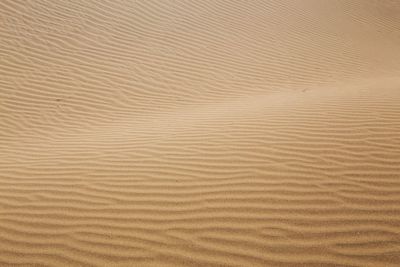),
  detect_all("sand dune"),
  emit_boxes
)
[1,0,400,266]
